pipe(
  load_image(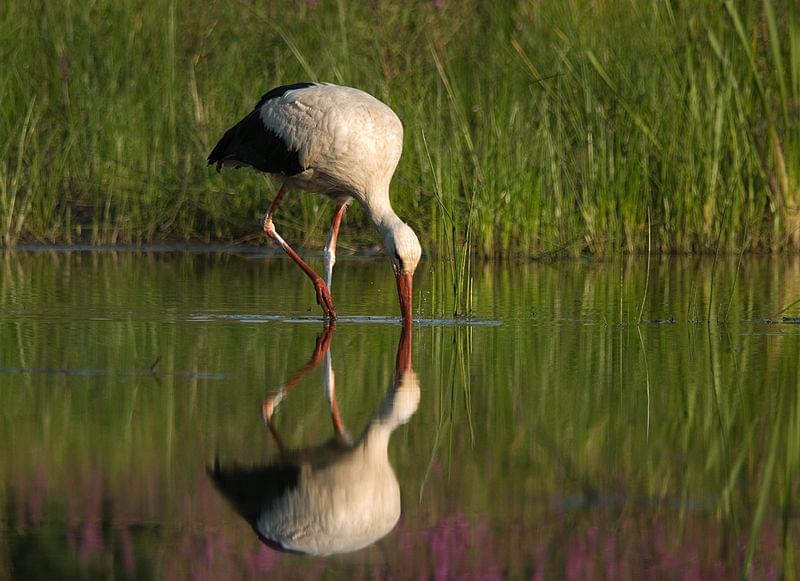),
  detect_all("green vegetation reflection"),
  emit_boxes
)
[0,252,798,577]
